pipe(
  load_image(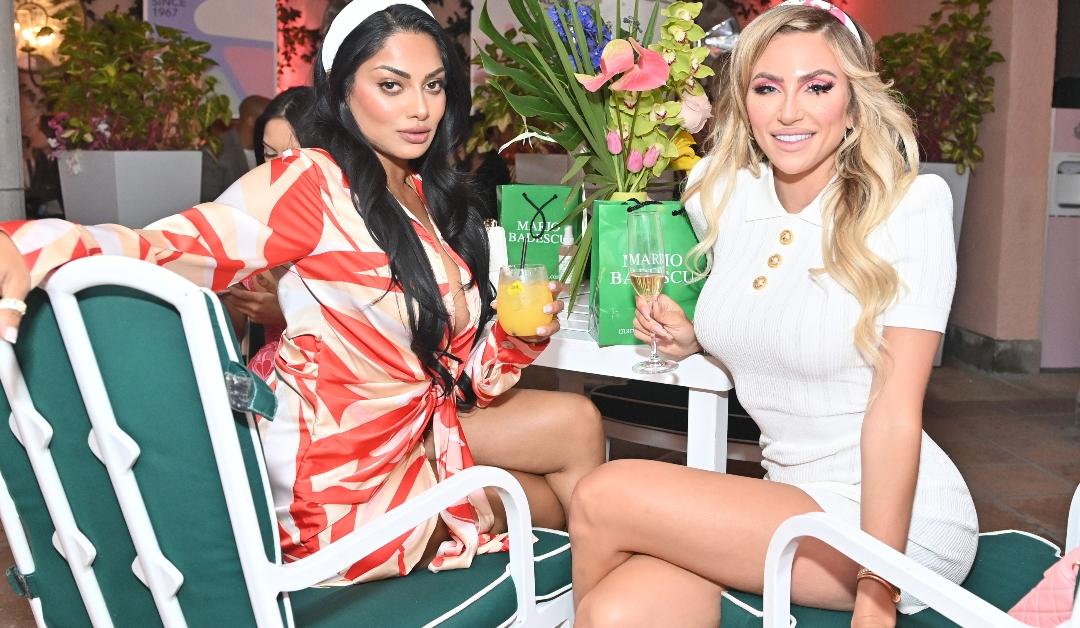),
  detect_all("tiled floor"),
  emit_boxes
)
[0,361,1077,624]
